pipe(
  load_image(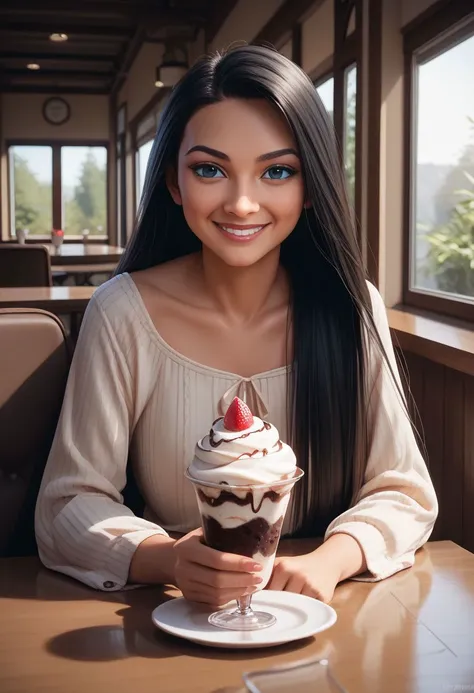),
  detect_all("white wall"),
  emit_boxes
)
[279,39,293,60]
[302,0,334,75]
[118,43,165,122]
[2,93,109,140]
[401,0,440,27]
